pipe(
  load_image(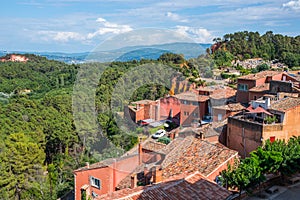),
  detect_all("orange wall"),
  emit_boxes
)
[213,109,230,122]
[206,154,237,181]
[74,167,113,199]
[160,96,181,120]
[134,107,145,123]
[227,105,300,158]
[263,107,300,141]
[74,155,139,200]
[180,104,199,126]
[227,117,263,158]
